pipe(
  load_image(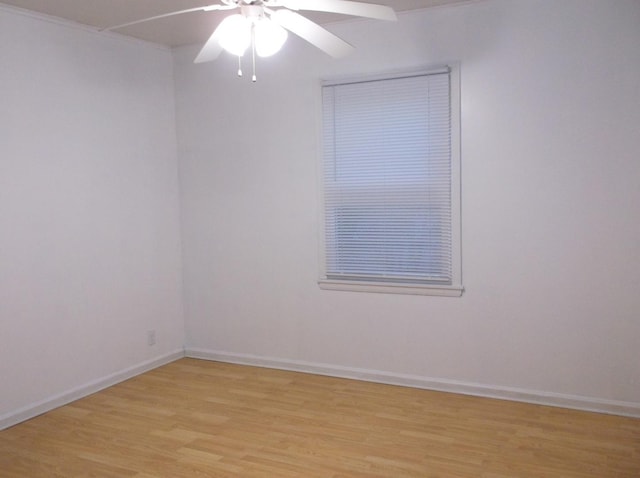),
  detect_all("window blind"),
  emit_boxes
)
[322,71,452,284]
